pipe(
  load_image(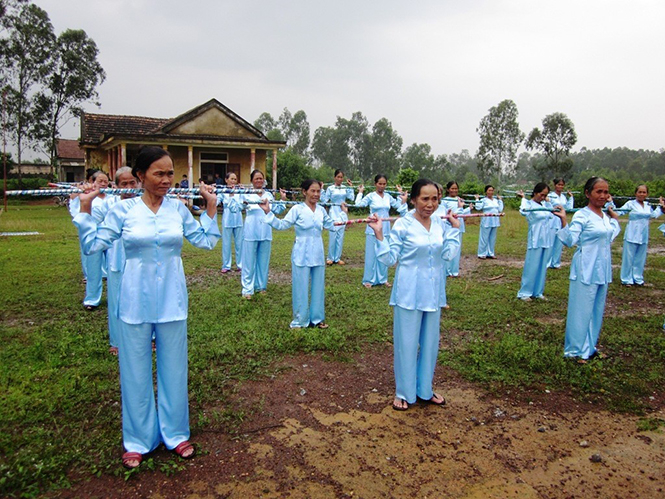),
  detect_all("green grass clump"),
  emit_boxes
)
[1,202,664,496]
